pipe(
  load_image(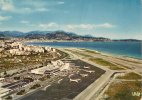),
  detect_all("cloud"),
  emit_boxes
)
[0,15,11,21]
[66,23,115,30]
[38,22,115,31]
[58,1,65,5]
[0,0,62,14]
[35,8,49,12]
[1,3,14,11]
[95,23,115,28]
[4,7,48,14]
[16,8,33,13]
[67,24,94,30]
[39,22,59,29]
[14,7,49,13]
[0,0,14,11]
[20,20,29,24]
[0,0,32,13]
[0,0,48,13]
[24,0,46,8]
